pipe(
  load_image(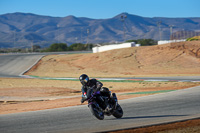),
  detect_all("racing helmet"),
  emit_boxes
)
[79,74,89,85]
